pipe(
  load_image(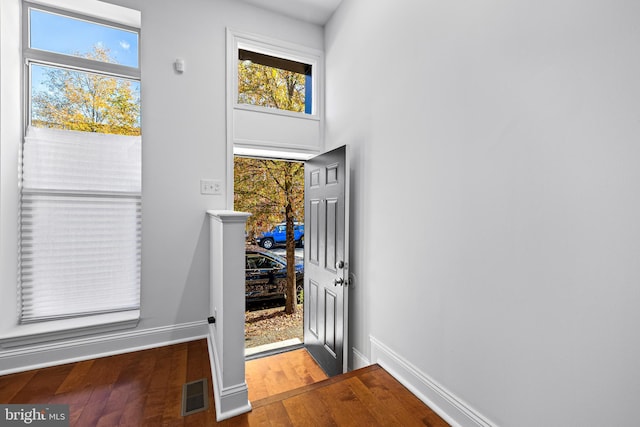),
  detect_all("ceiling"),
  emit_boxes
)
[238,0,343,26]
